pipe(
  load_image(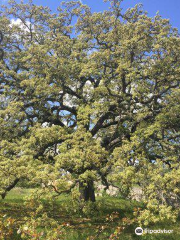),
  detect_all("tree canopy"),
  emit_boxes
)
[0,0,180,226]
